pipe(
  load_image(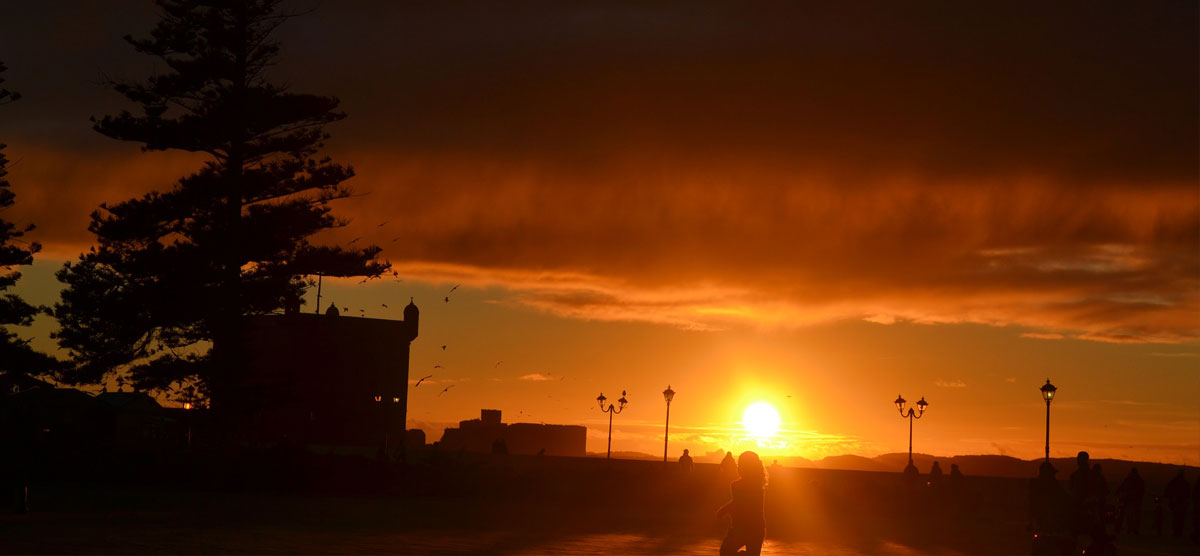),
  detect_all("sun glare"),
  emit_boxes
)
[743,401,781,439]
